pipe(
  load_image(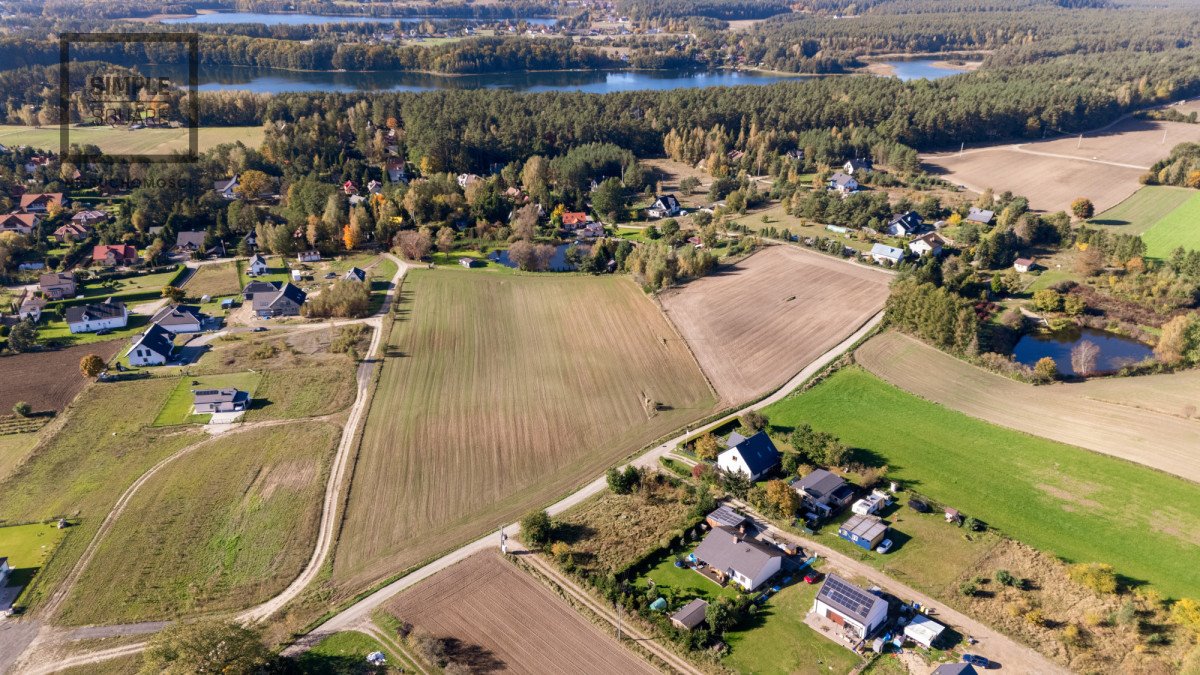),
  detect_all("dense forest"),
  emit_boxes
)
[1146,143,1200,189]
[18,0,557,21]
